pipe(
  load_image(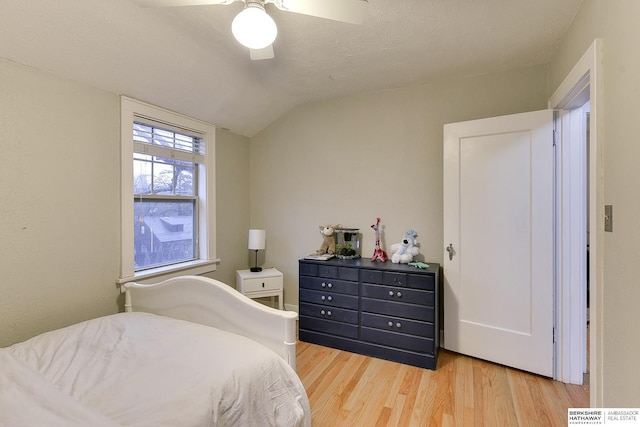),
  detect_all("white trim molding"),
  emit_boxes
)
[118,96,218,284]
[549,39,603,407]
